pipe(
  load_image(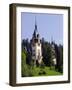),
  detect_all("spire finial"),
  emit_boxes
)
[51,36,53,42]
[33,16,39,38]
[35,16,37,30]
[35,16,36,25]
